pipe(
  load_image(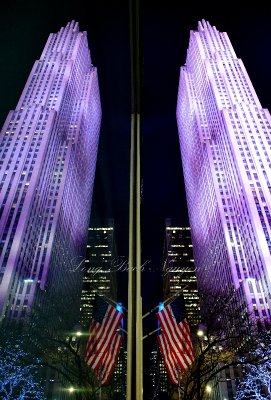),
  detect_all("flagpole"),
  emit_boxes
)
[177,367,181,400]
[163,287,188,308]
[92,288,128,313]
[142,286,188,319]
[142,327,160,340]
[127,0,142,397]
[99,365,102,400]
